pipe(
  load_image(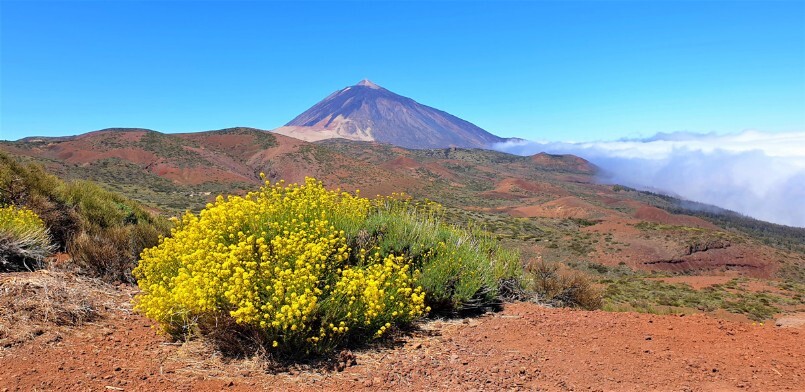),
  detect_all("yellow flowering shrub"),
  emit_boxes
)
[133,177,427,354]
[0,205,46,234]
[0,205,54,271]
